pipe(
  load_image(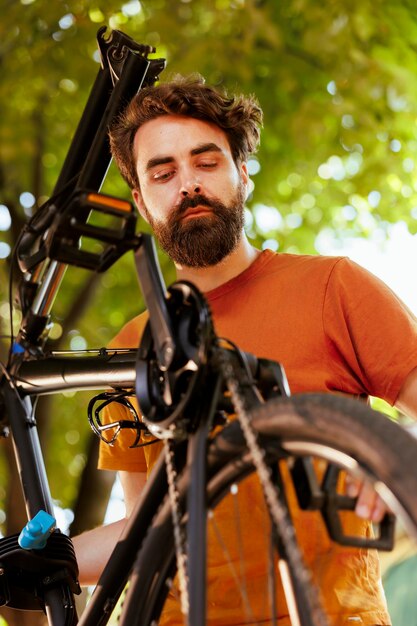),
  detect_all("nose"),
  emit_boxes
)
[180,177,201,197]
